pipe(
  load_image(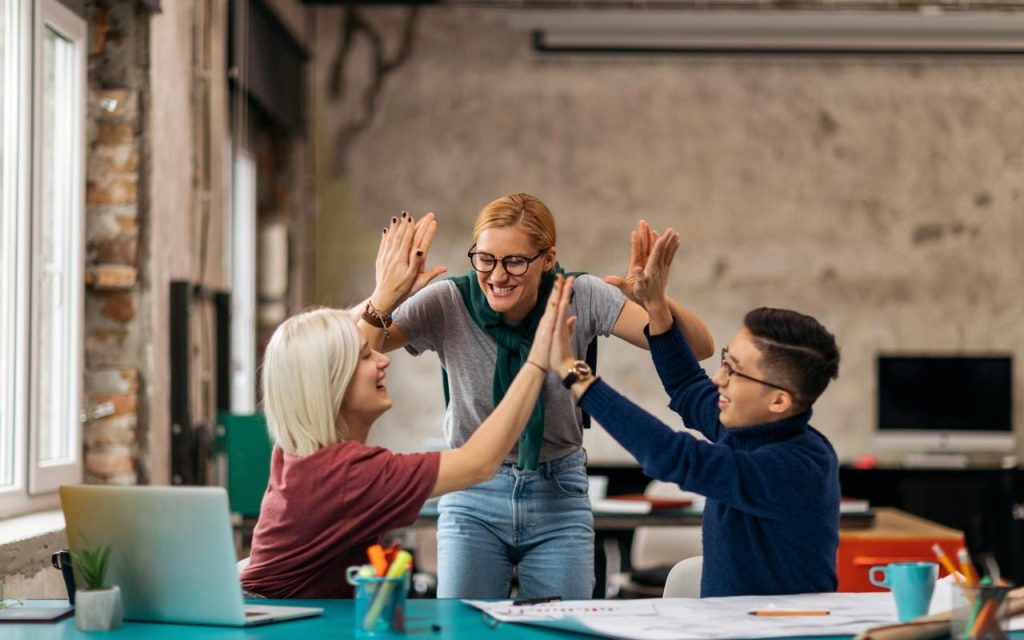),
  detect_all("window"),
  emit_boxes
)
[0,0,85,517]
